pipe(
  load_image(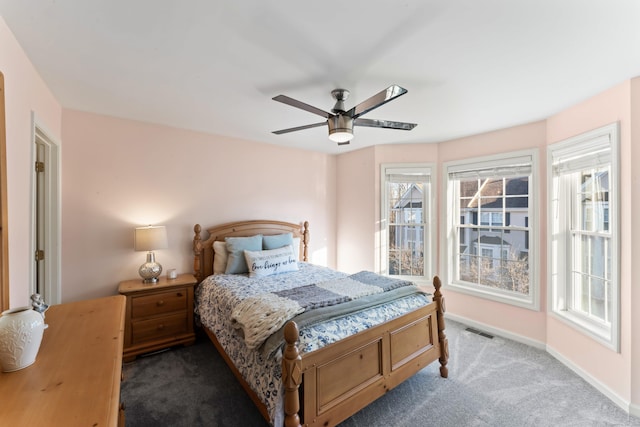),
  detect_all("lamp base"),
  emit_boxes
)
[139,252,163,283]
